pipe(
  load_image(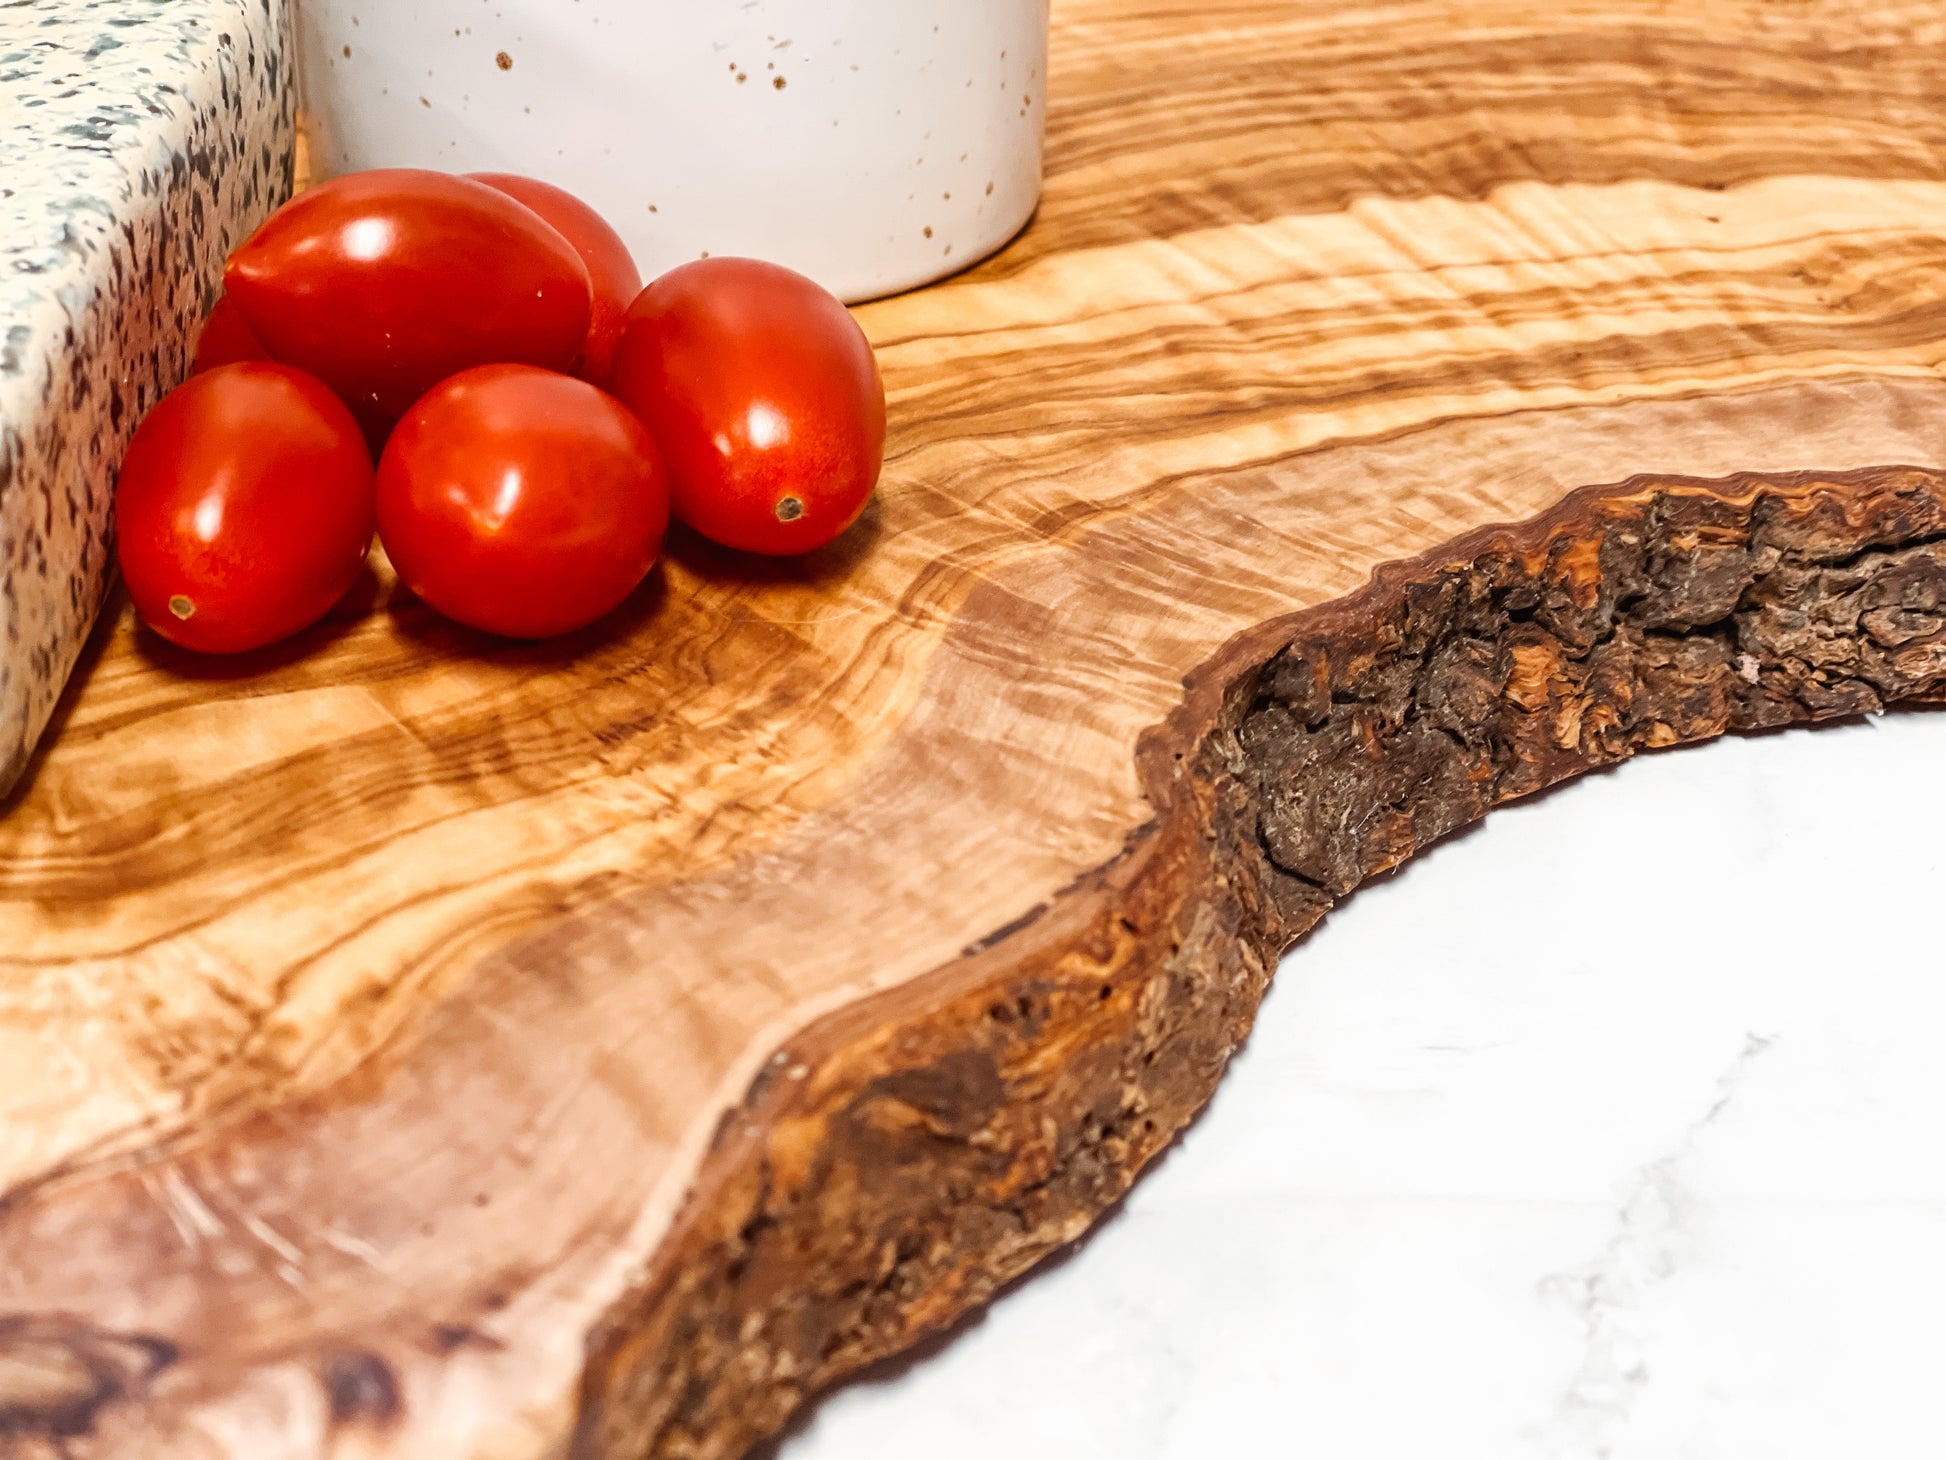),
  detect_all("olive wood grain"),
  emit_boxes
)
[6,2,1946,1457]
